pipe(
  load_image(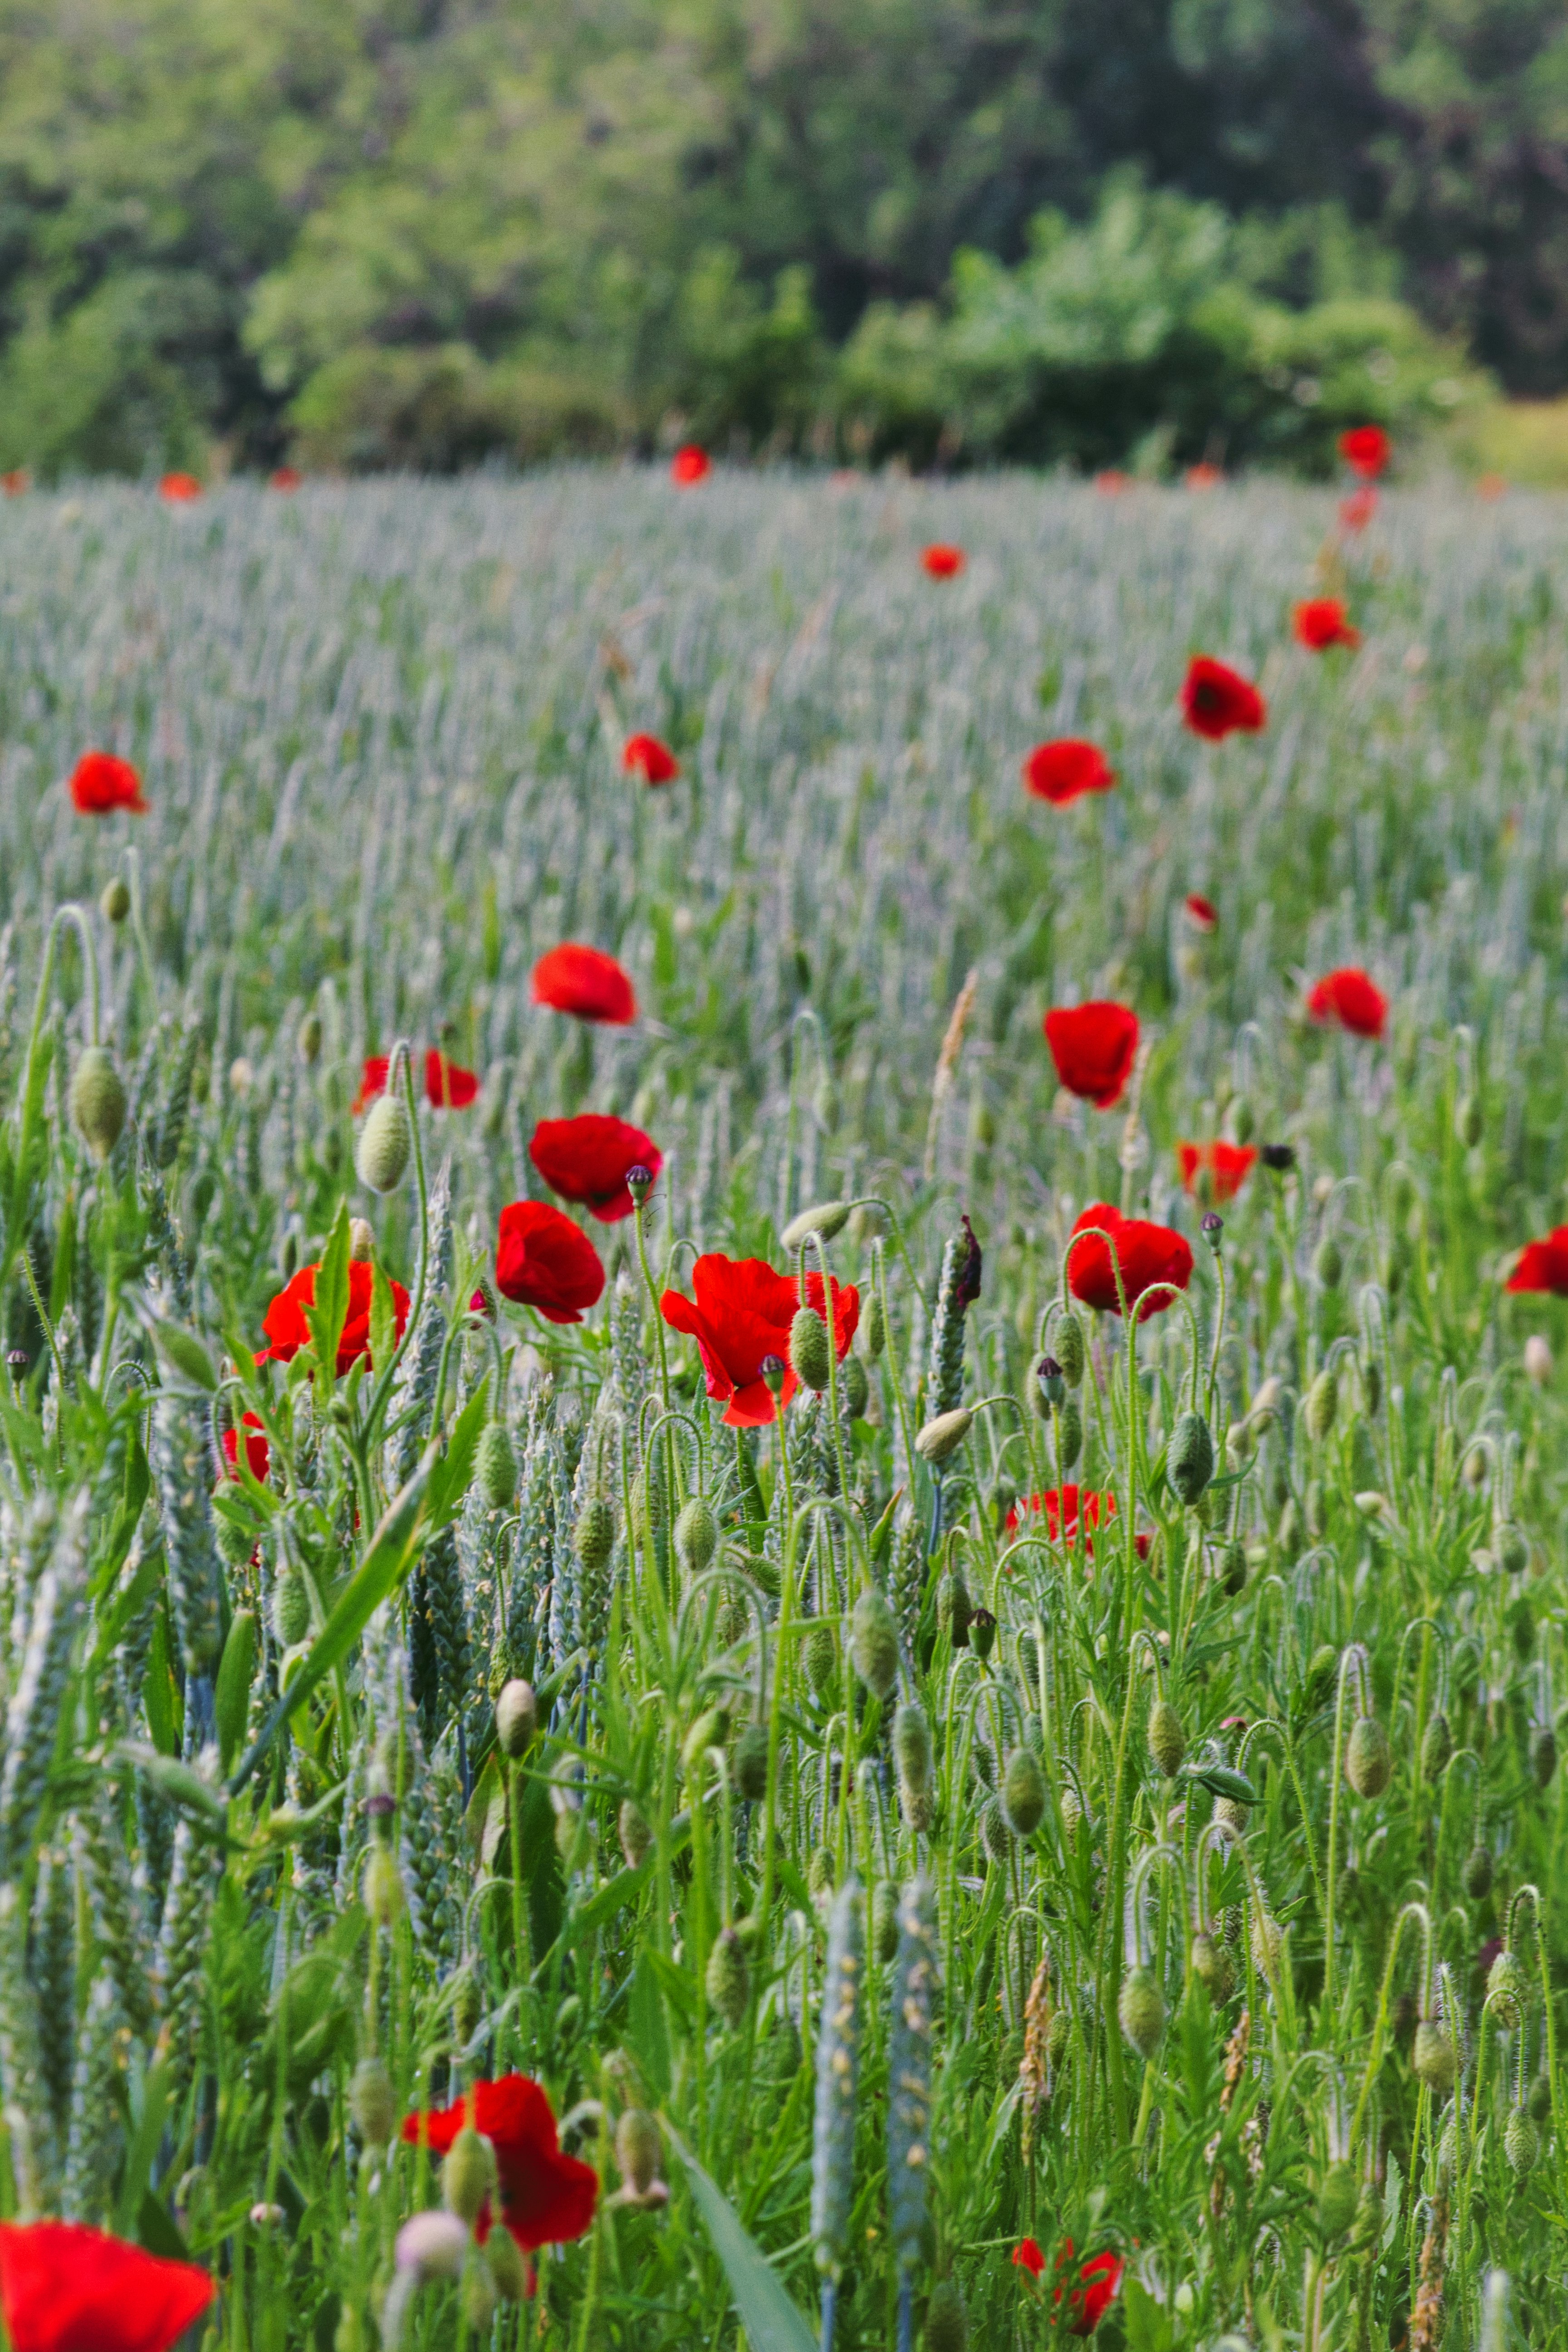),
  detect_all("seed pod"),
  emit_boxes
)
[1166,1411,1215,1506]
[1054,1315,1085,1388]
[805,1622,838,1695]
[100,876,131,925]
[69,1047,128,1161]
[968,1606,997,1663]
[1117,1965,1166,2060]
[1190,1932,1233,2004]
[887,1878,938,2282]
[936,1572,972,1649]
[495,1680,537,1759]
[864,1294,887,1358]
[872,1880,899,1964]
[916,1408,972,1465]
[789,1305,832,1392]
[1318,2161,1358,2240]
[1497,1523,1530,1577]
[1487,1948,1528,2030]
[1217,1541,1247,1596]
[924,2280,970,2352]
[1531,1723,1558,1788]
[1002,1747,1046,1838]
[843,1354,869,1417]
[894,1702,933,1791]
[810,1881,864,2282]
[1147,1700,1186,1779]
[1051,1398,1083,1470]
[1455,1093,1483,1148]
[1305,1366,1338,1441]
[783,1202,851,1252]
[706,1926,750,2028]
[356,1089,412,1194]
[1345,1715,1393,1799]
[475,1422,516,1511]
[1504,2107,1538,2180]
[1464,1842,1493,1900]
[617,1798,652,1870]
[1420,1711,1453,1782]
[443,2126,495,2224]
[850,1587,899,1699]
[349,2055,396,2146]
[1412,2019,1457,2097]
[574,1497,615,1575]
[733,1723,769,1803]
[1313,1237,1343,1290]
